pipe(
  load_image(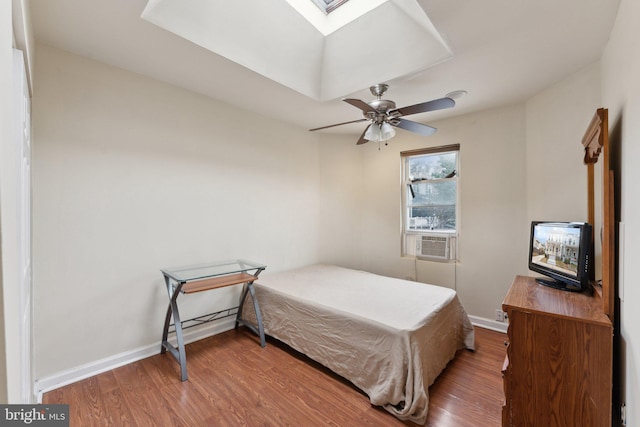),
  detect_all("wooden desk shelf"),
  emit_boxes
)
[181,272,258,294]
